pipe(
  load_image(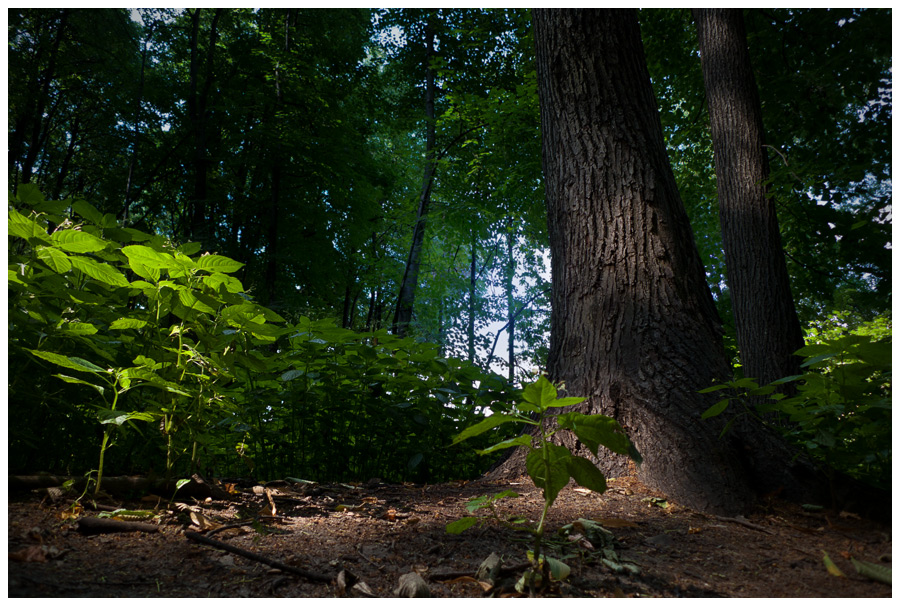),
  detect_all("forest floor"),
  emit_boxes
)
[8,473,892,598]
